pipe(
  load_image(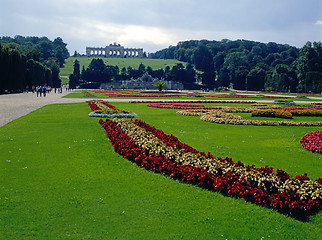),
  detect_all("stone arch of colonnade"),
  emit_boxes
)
[86,45,143,58]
